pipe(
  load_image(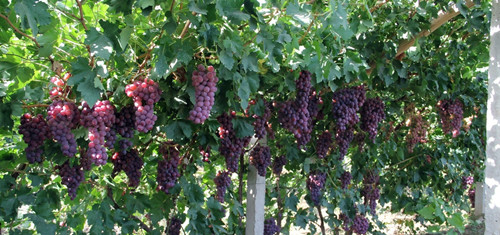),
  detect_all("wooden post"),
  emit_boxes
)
[245,137,265,235]
[486,1,500,233]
